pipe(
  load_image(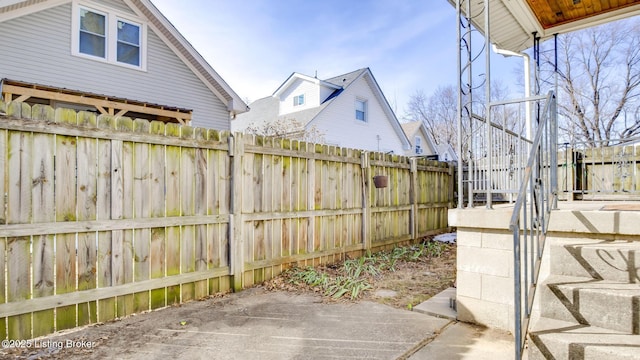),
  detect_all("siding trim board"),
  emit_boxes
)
[0,0,68,21]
